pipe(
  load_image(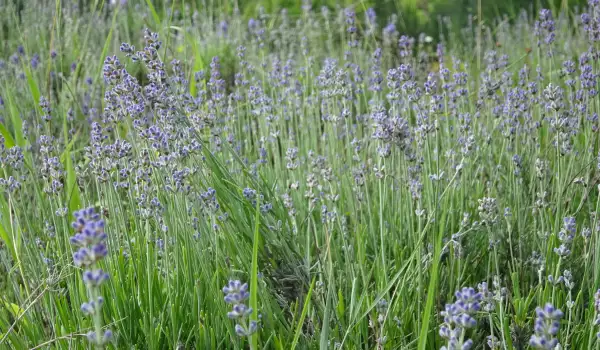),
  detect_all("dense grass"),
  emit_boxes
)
[2,0,600,349]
